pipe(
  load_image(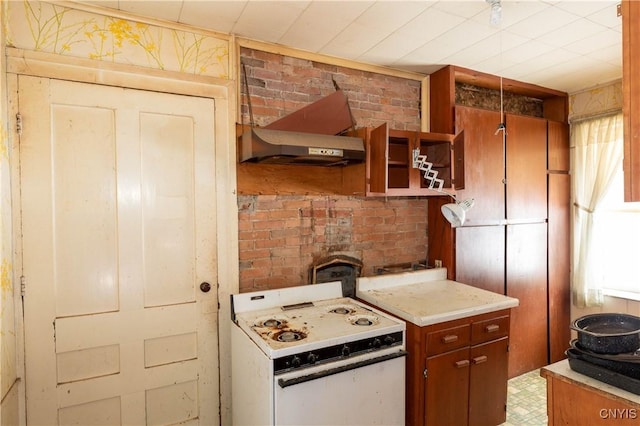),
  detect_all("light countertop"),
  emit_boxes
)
[541,360,640,406]
[356,268,519,326]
